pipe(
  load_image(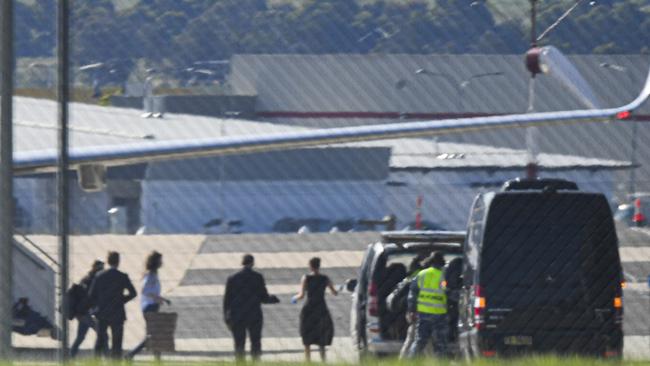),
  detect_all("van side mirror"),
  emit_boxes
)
[345,278,358,292]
